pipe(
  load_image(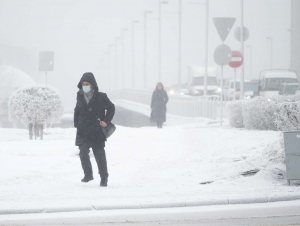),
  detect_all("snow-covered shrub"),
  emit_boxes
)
[8,85,64,126]
[227,100,244,128]
[242,97,278,130]
[242,95,298,130]
[274,102,300,131]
